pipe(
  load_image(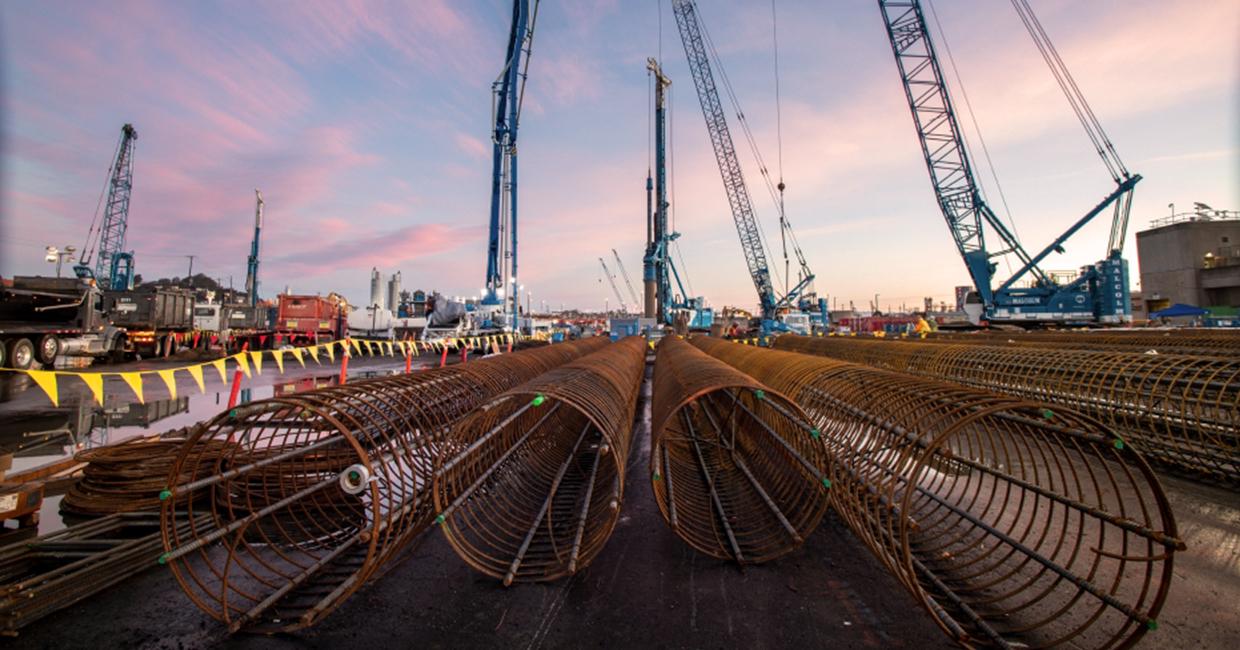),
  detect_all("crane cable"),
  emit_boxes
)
[772,0,789,298]
[925,0,1021,277]
[695,7,787,294]
[1011,0,1128,182]
[79,134,126,266]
